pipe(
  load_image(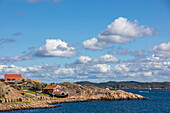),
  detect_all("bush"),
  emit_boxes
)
[48,90,53,95]
[0,79,4,82]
